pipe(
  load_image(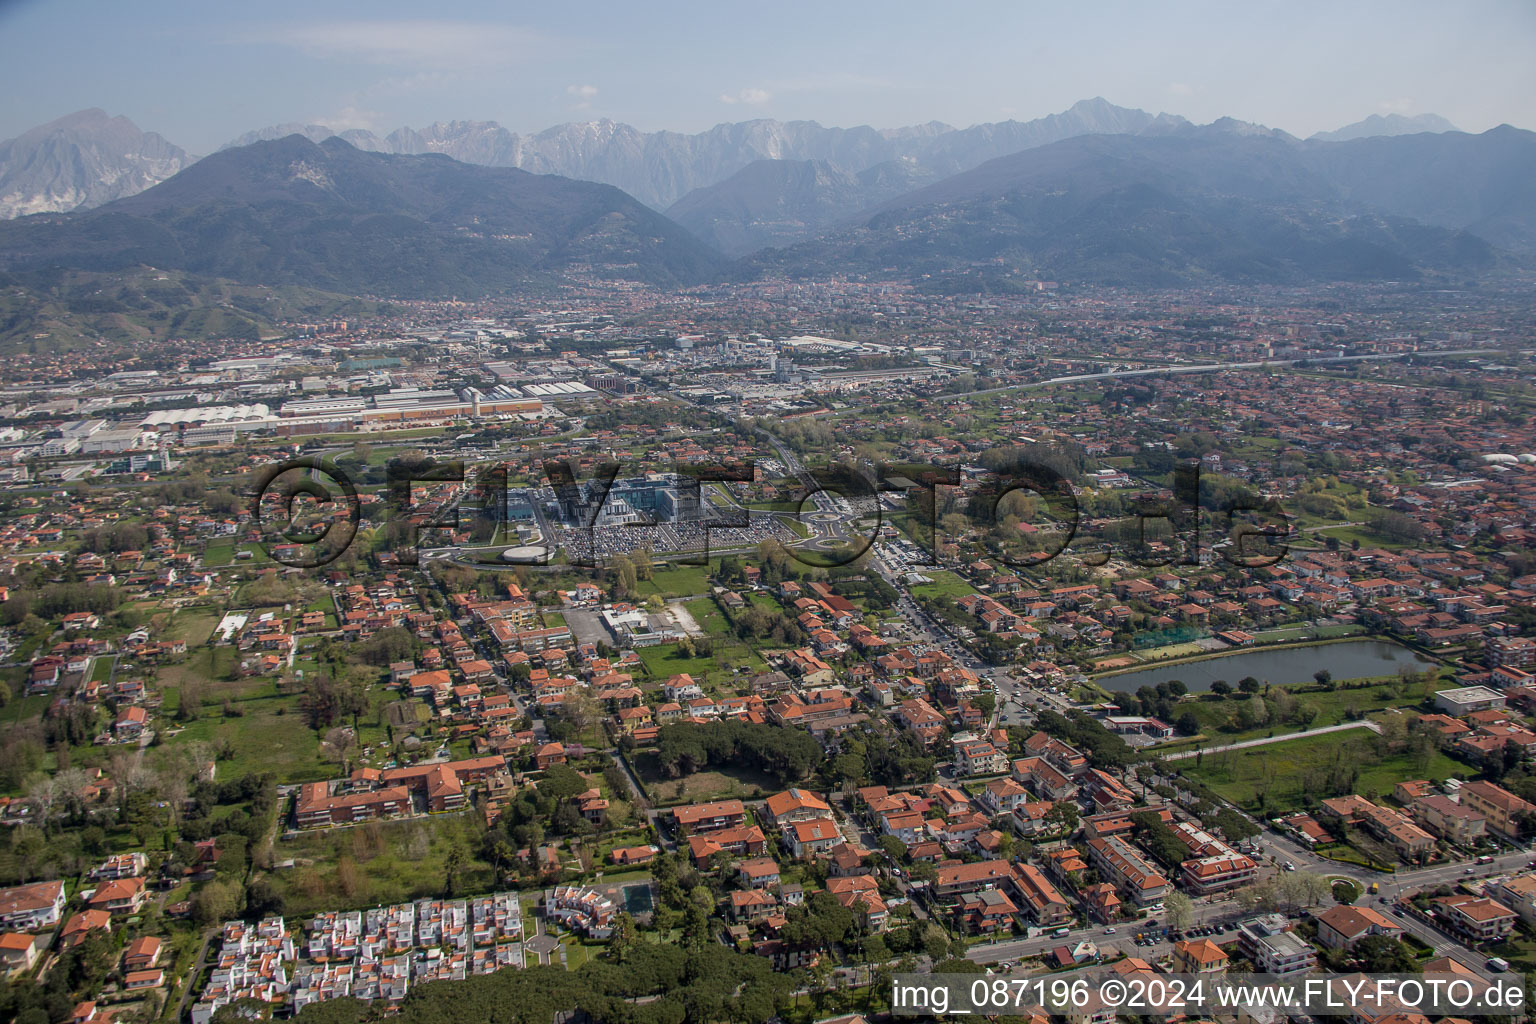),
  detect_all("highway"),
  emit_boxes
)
[941,348,1525,402]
